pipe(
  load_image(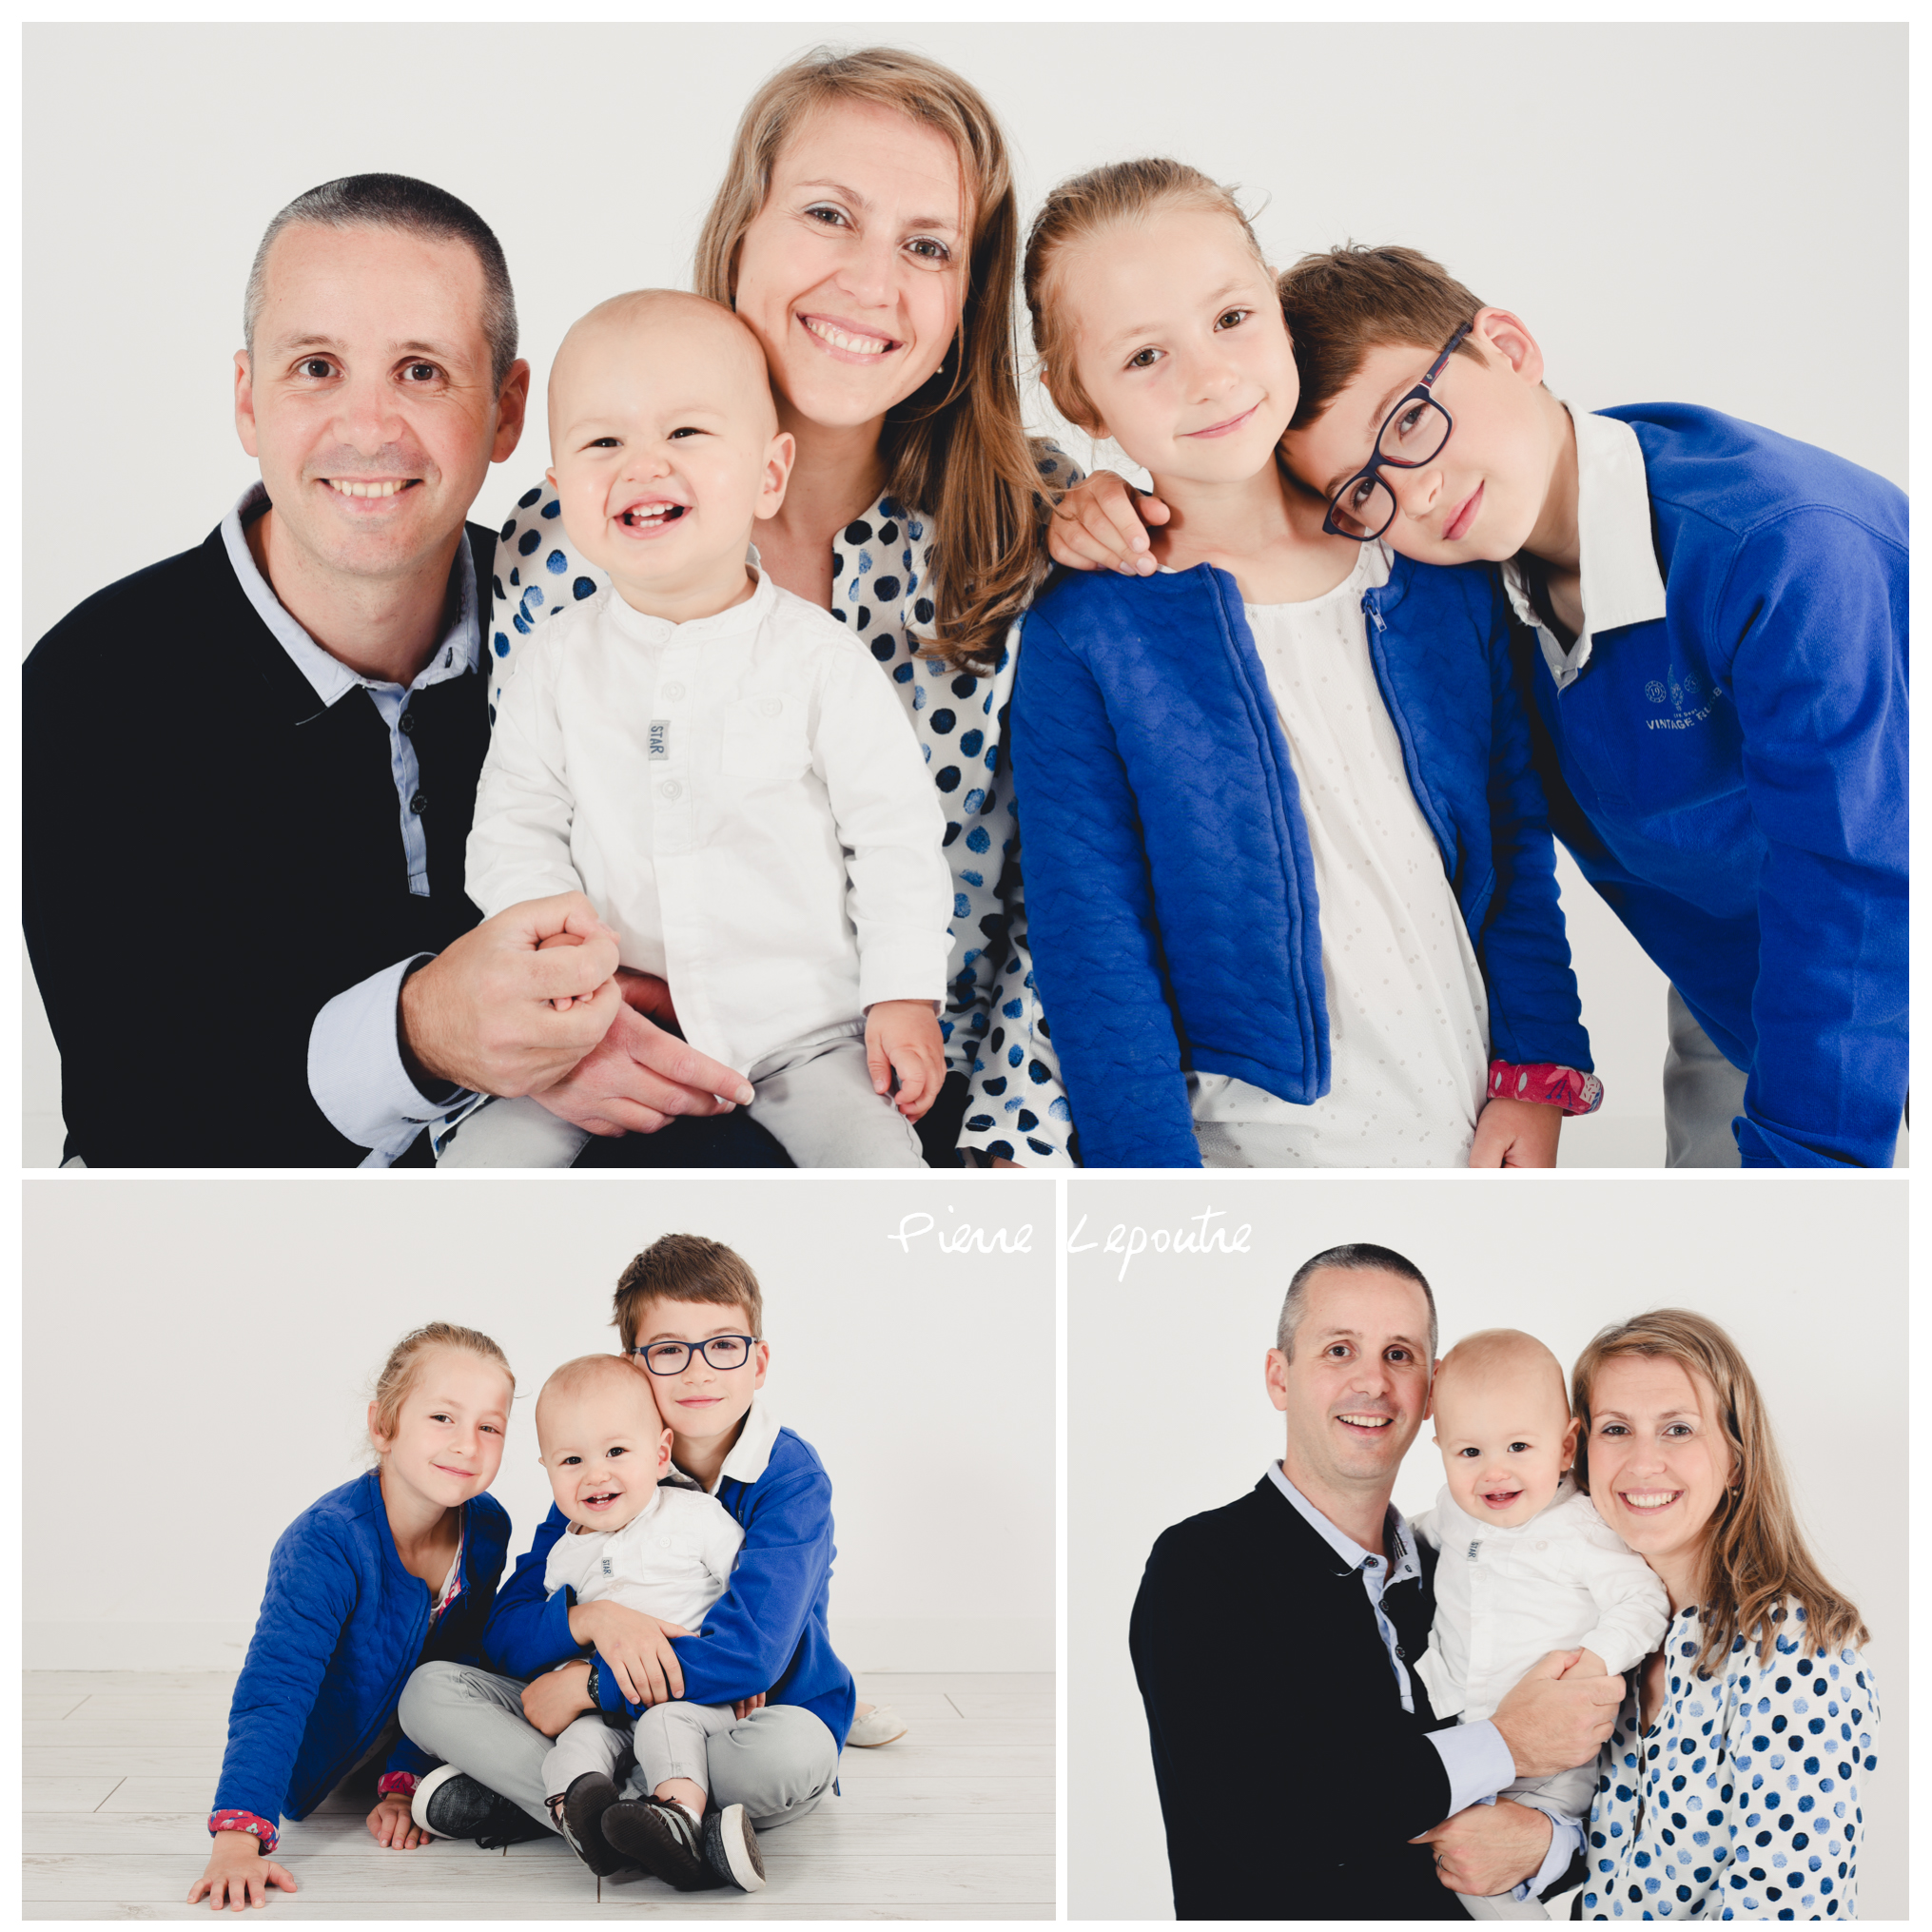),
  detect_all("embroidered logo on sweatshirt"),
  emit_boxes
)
[649,719,671,760]
[1643,672,1711,731]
